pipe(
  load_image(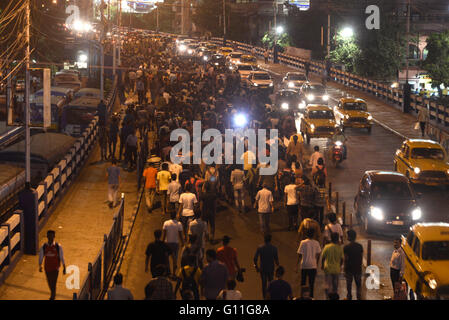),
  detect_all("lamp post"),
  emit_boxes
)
[223,0,226,46]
